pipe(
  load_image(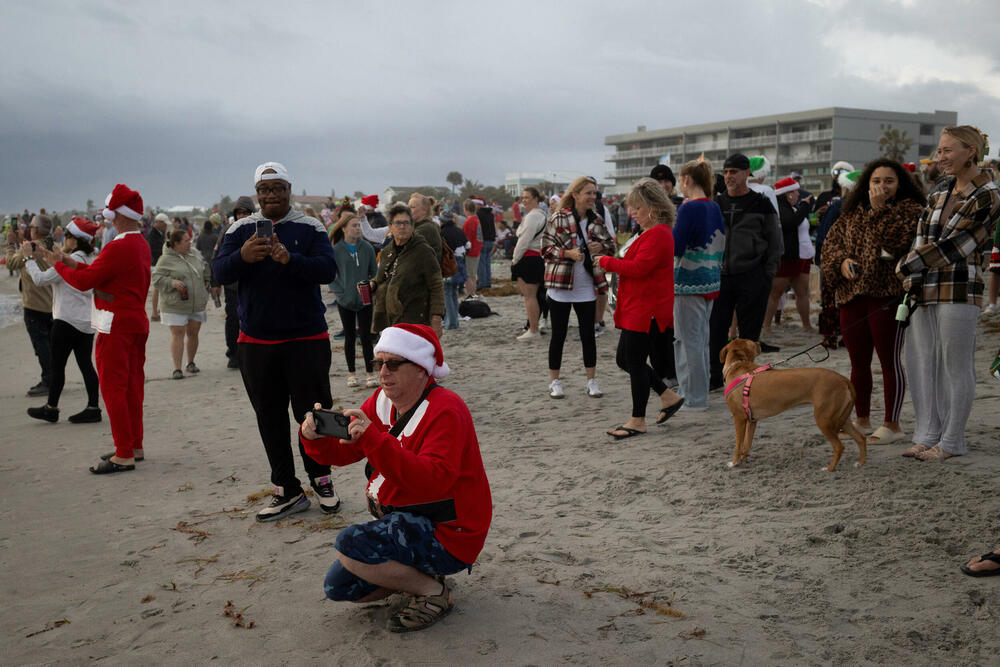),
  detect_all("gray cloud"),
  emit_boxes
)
[1,0,997,211]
